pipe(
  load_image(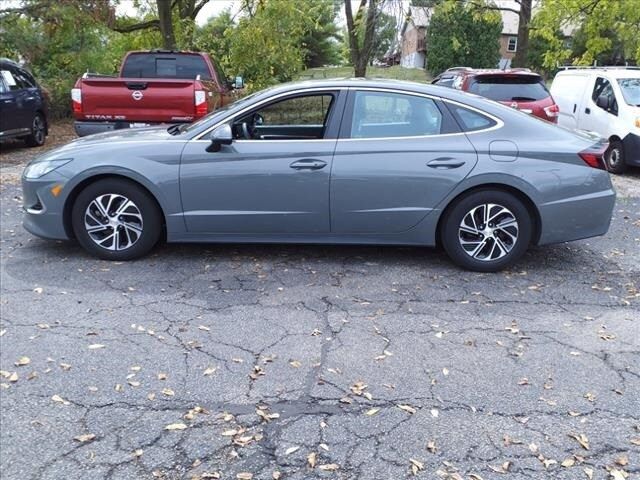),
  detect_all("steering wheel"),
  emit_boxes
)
[241,122,251,139]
